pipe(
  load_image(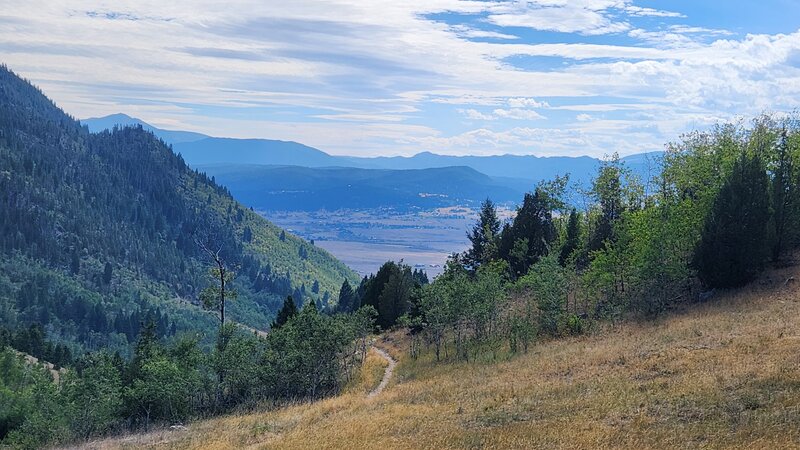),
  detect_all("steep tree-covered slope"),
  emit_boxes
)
[0,66,357,354]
